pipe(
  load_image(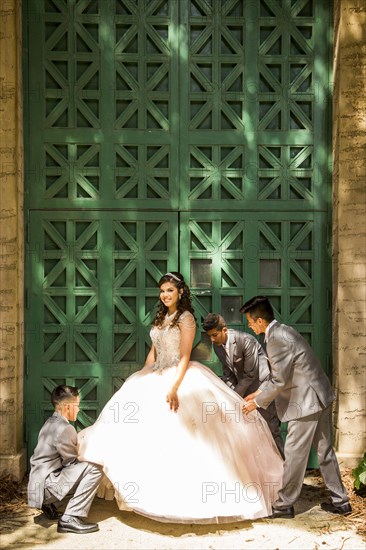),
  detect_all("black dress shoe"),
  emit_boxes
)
[57,516,99,534]
[41,503,62,520]
[321,502,352,515]
[268,506,295,519]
